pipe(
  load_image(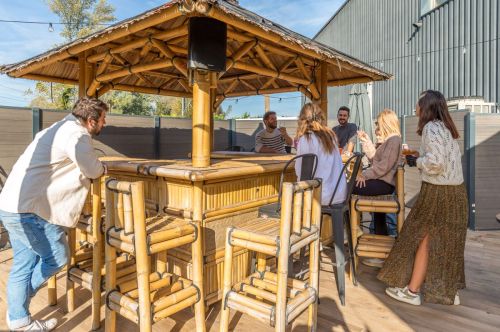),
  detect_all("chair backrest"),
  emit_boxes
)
[279,179,322,245]
[328,152,364,206]
[105,179,145,235]
[277,154,318,212]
